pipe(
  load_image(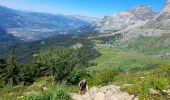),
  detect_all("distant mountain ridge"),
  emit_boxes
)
[1,0,170,44]
[94,5,157,33]
[0,6,96,41]
[123,0,170,42]
[93,0,170,47]
[144,0,170,30]
[162,0,170,13]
